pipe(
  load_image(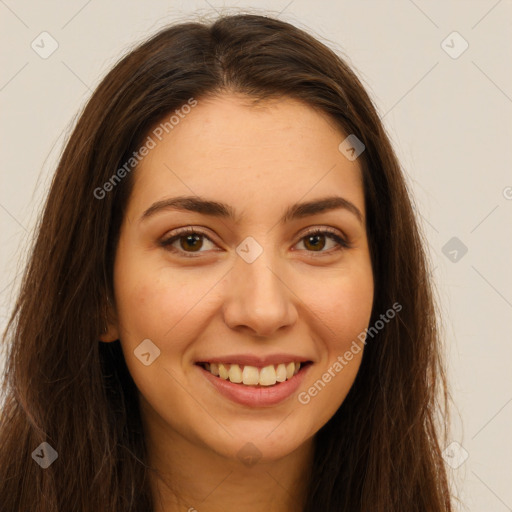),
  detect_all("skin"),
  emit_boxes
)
[101,93,374,512]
